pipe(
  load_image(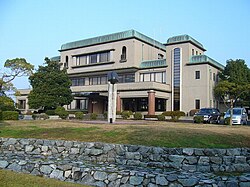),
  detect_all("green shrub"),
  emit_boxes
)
[45,110,56,115]
[134,112,142,120]
[55,106,69,119]
[90,113,97,120]
[0,96,15,111]
[103,112,108,119]
[162,111,186,122]
[189,109,199,116]
[224,117,230,125]
[2,111,19,120]
[75,112,84,120]
[32,113,49,120]
[157,114,166,121]
[121,110,132,119]
[193,116,204,123]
